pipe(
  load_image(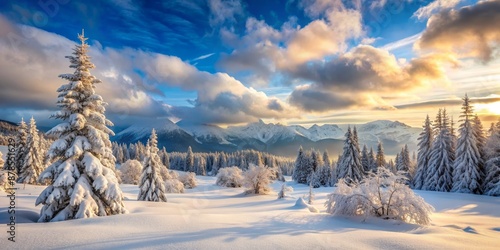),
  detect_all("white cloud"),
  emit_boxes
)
[413,0,463,20]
